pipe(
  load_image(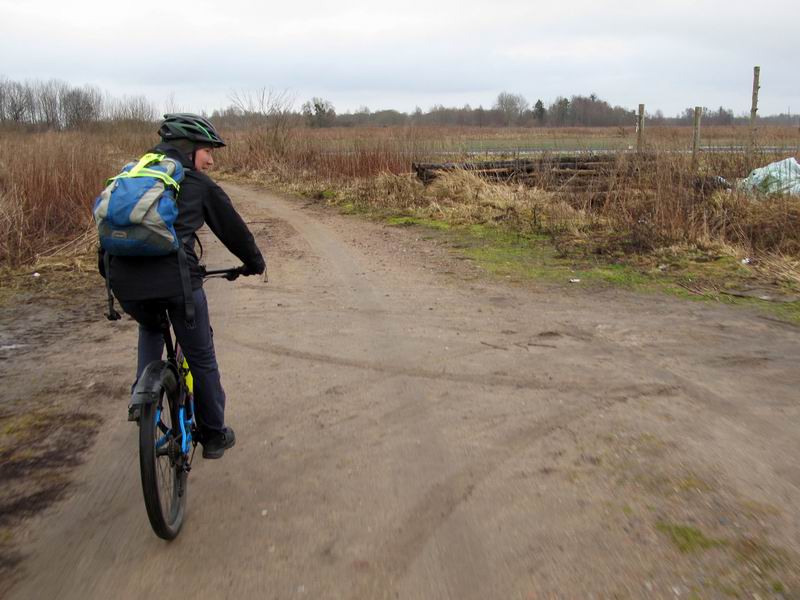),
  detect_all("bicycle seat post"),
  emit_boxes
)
[157,309,177,363]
